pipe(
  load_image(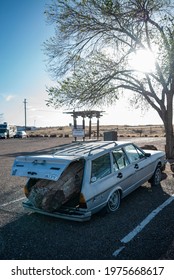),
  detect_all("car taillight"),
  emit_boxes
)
[24,185,29,197]
[79,193,87,208]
